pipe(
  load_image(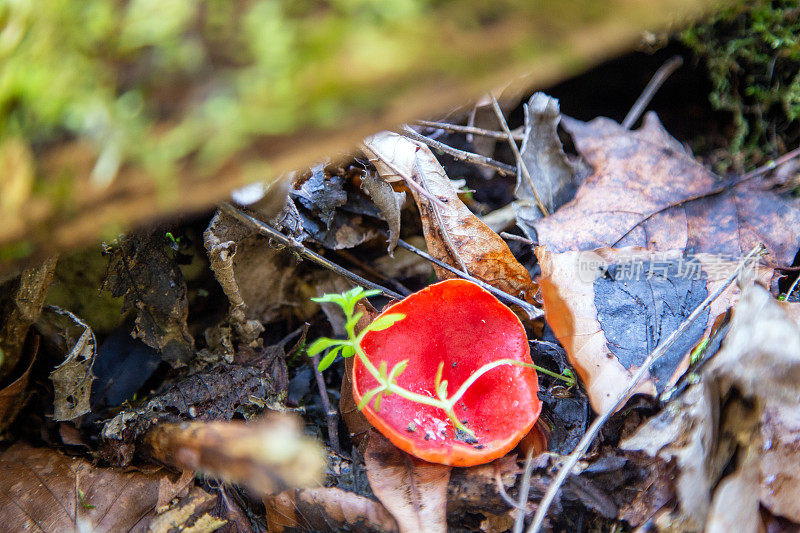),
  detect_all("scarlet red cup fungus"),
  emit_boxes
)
[353,279,541,466]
